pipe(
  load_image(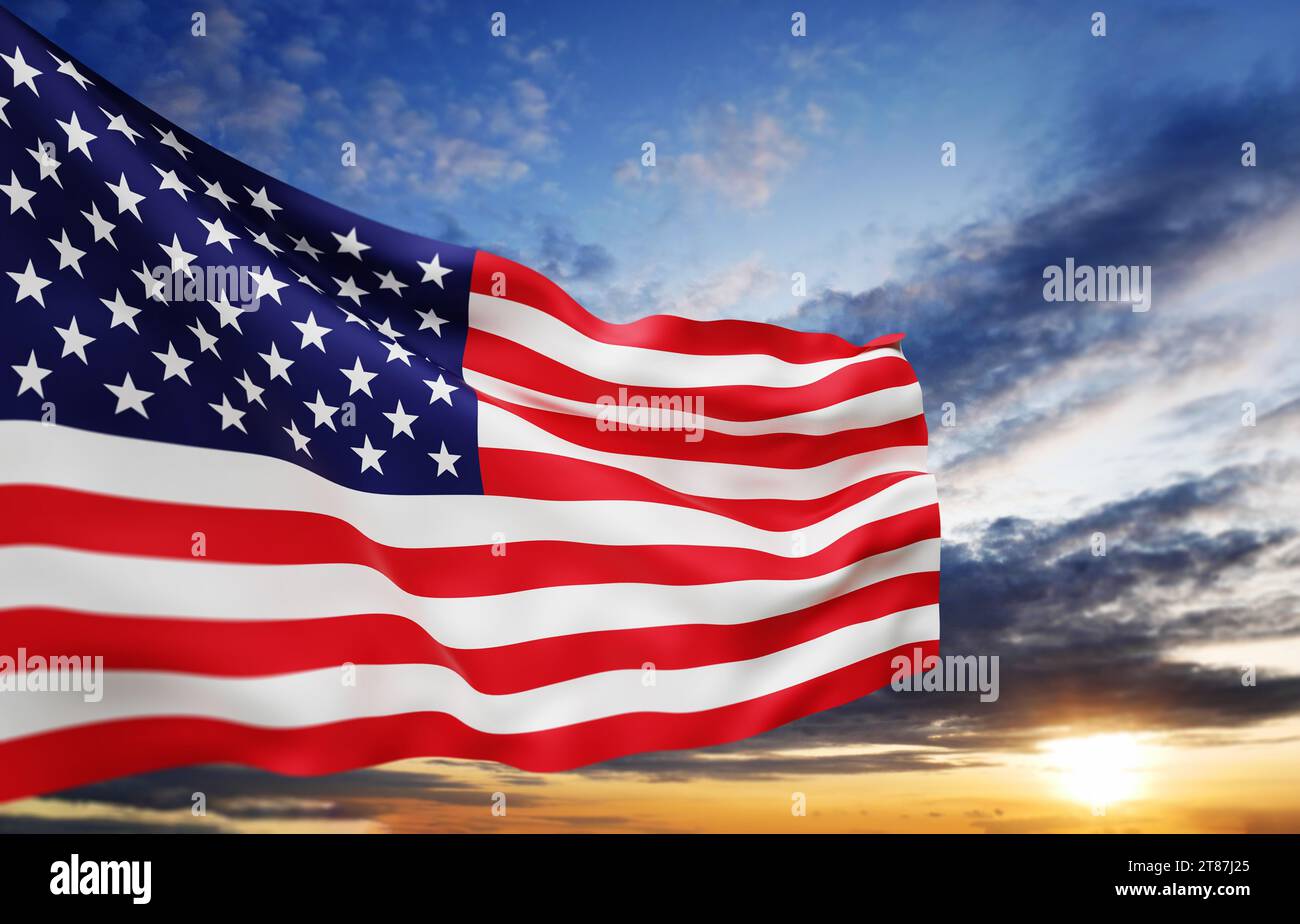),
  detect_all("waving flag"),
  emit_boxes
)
[0,8,939,801]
